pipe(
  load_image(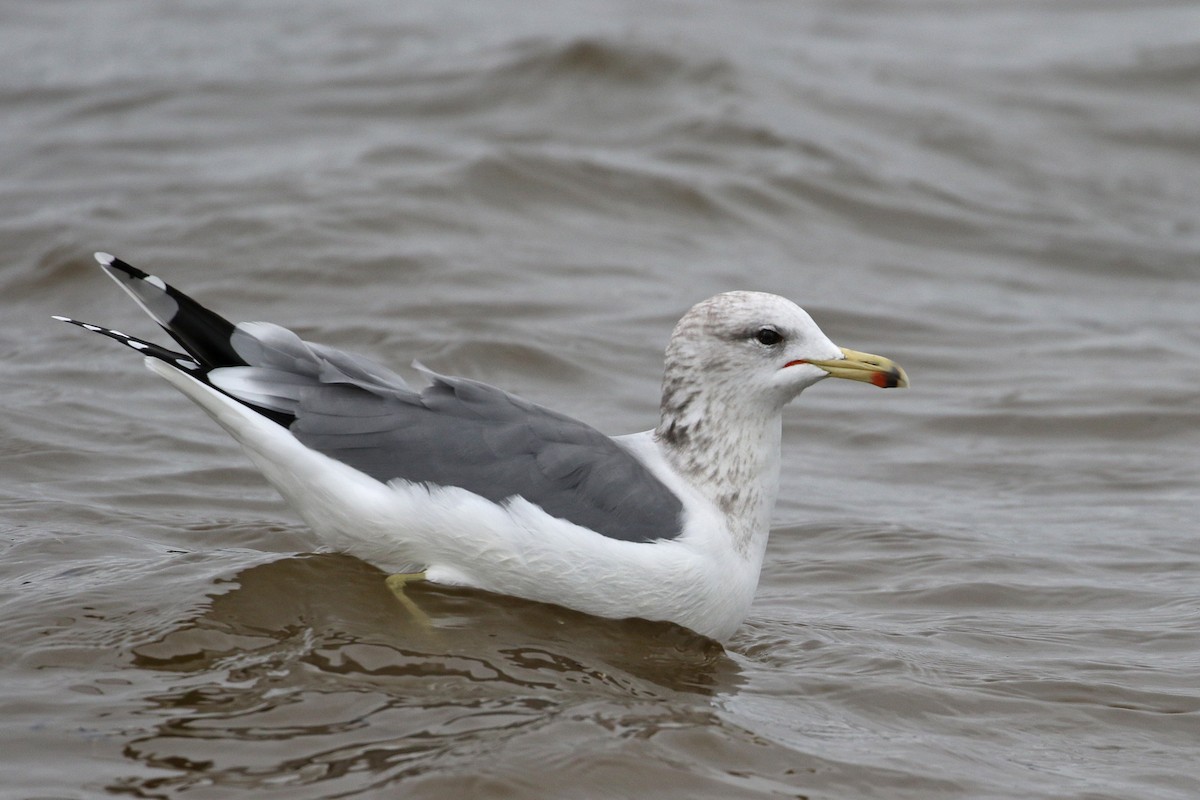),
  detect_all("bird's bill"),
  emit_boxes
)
[793,347,909,389]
